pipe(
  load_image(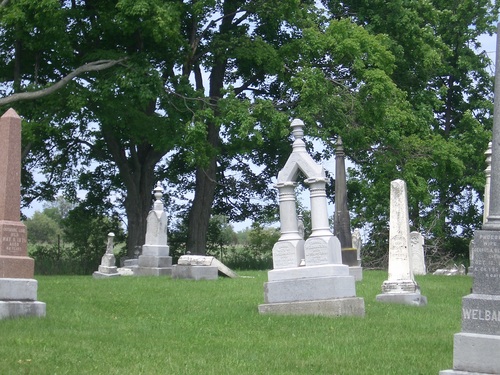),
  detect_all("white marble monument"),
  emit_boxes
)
[135,183,172,276]
[258,119,364,316]
[376,179,427,306]
[93,232,120,278]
